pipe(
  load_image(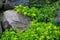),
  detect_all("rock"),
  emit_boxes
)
[3,10,31,31]
[2,16,10,29]
[0,21,2,35]
[0,0,3,9]
[4,0,29,10]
